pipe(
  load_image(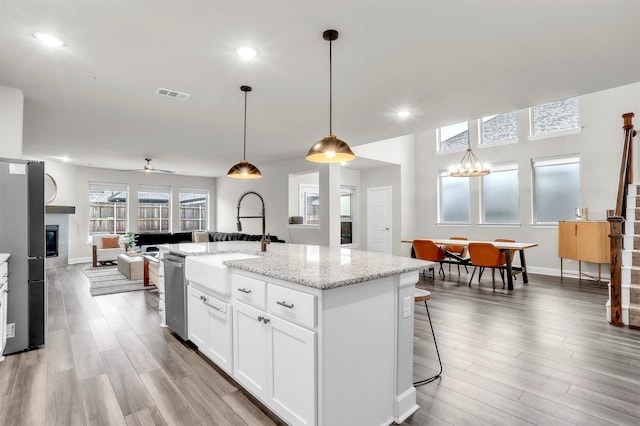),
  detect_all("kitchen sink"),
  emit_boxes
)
[185,252,257,296]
